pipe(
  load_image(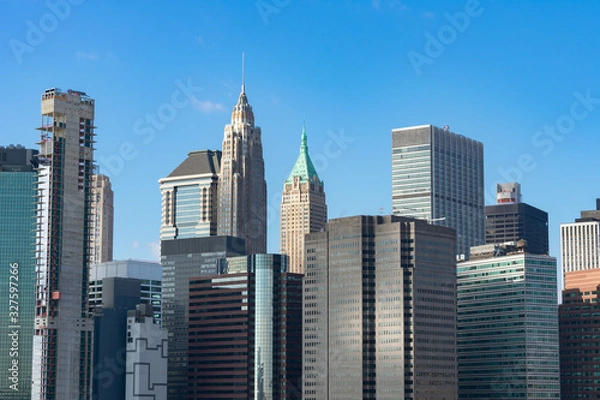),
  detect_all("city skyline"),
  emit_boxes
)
[2,1,600,275]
